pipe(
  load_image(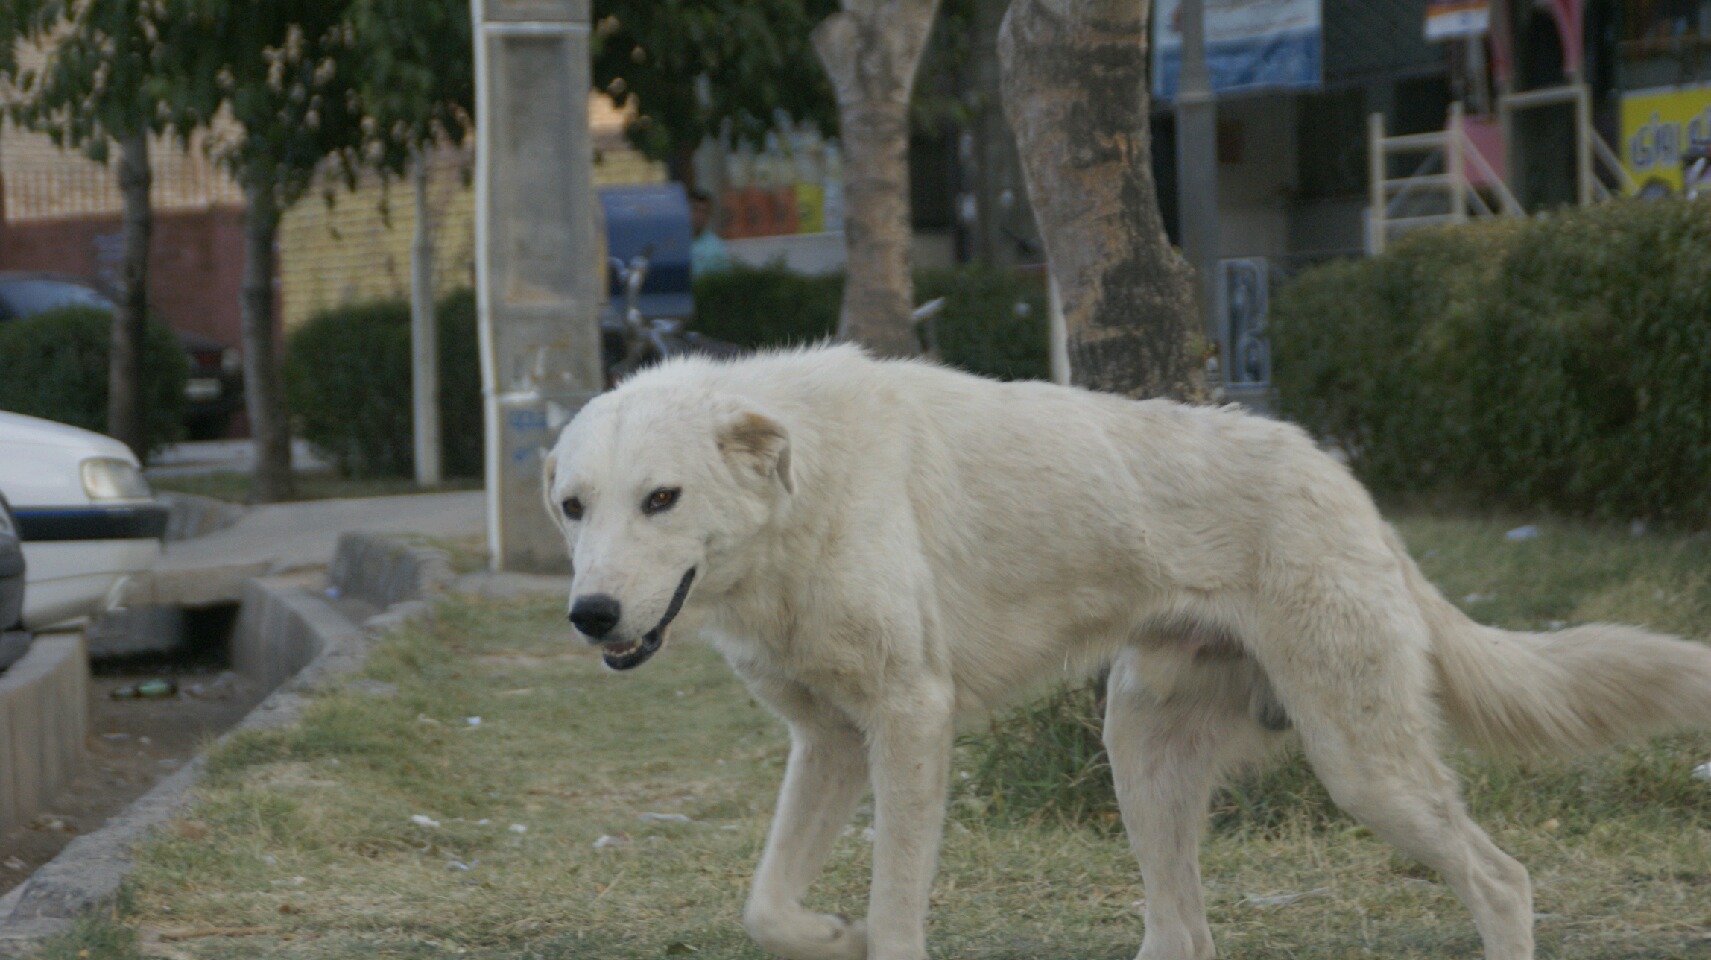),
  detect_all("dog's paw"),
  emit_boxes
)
[744,907,867,960]
[813,913,867,960]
